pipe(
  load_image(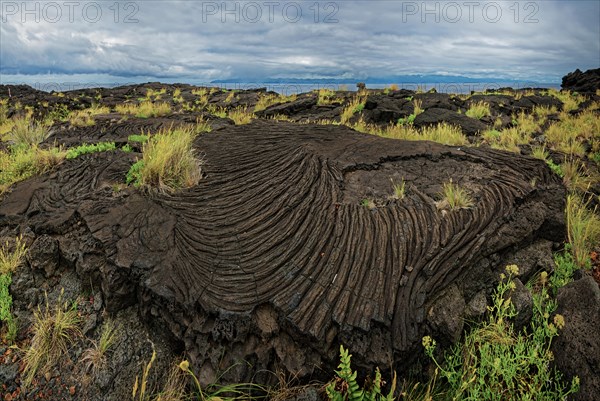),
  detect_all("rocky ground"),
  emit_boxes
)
[0,68,599,400]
